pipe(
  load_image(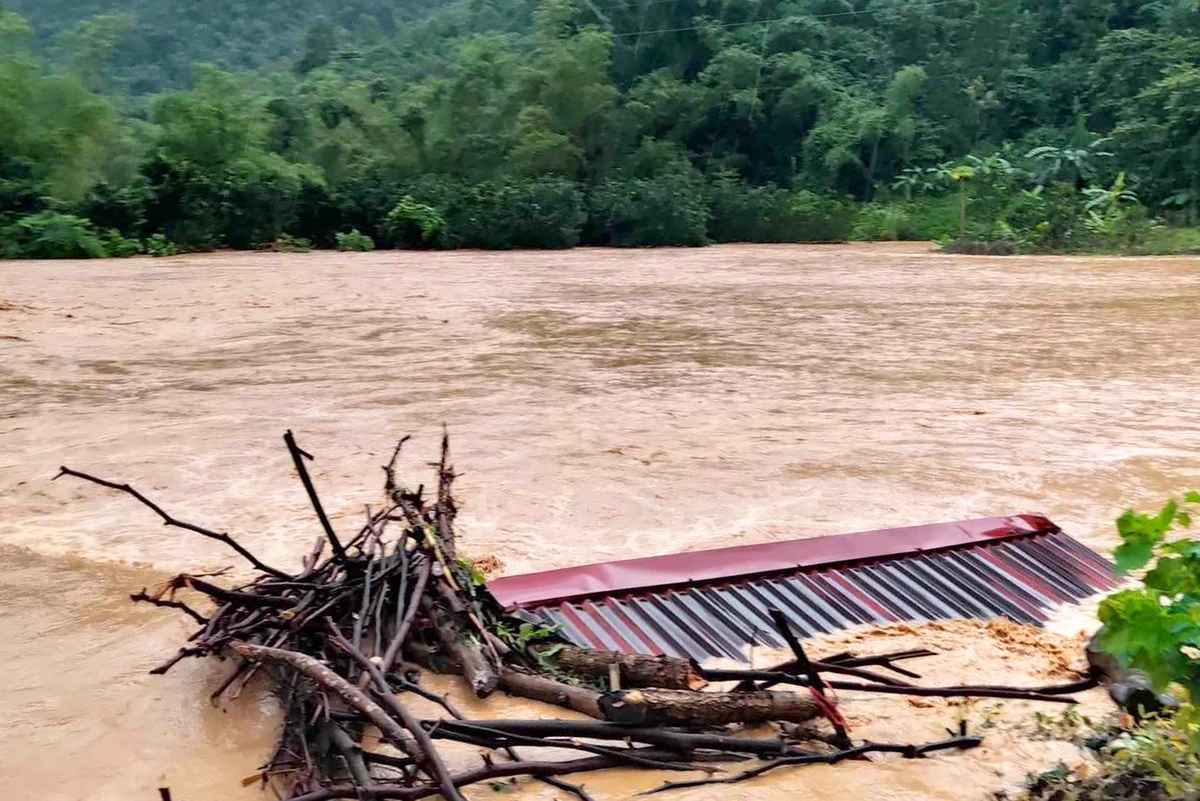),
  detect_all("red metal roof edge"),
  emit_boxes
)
[488,514,1060,609]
